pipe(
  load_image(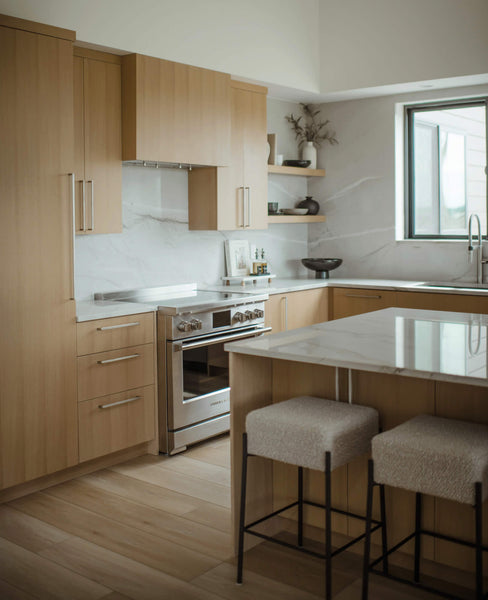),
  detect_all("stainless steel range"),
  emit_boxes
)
[95,285,269,454]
